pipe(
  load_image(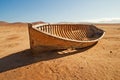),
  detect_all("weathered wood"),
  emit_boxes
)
[28,23,105,53]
